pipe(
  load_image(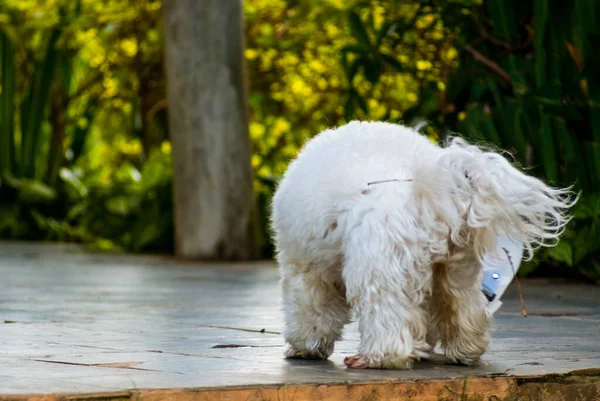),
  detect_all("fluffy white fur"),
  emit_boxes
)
[271,121,575,369]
